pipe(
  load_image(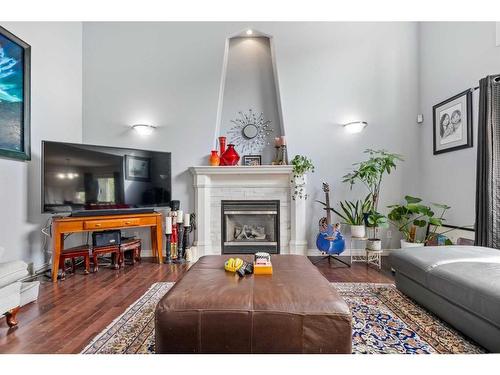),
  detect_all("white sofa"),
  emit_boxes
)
[0,247,39,327]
